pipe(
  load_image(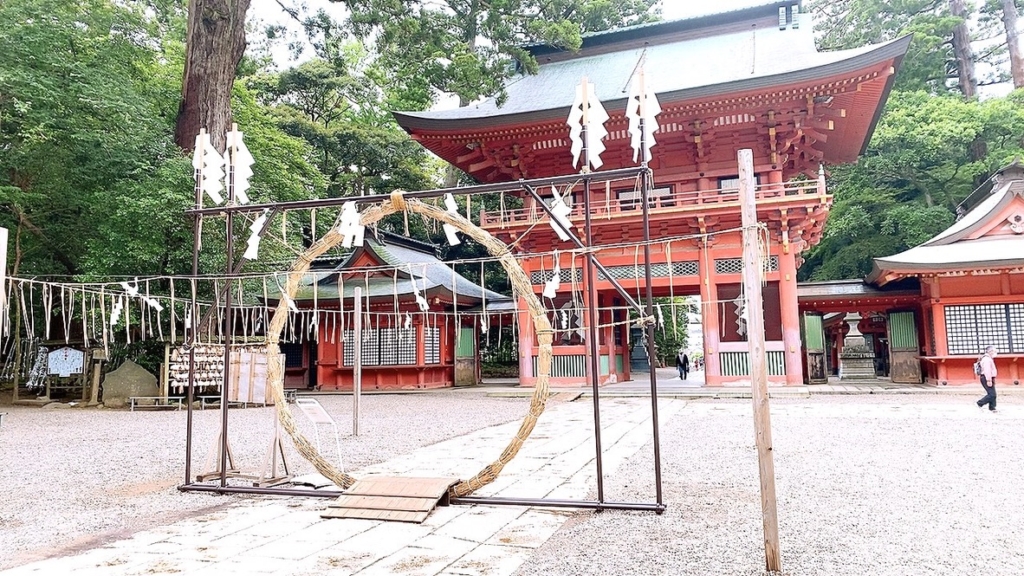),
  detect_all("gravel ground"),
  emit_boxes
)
[515,394,1024,576]
[0,390,530,570]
